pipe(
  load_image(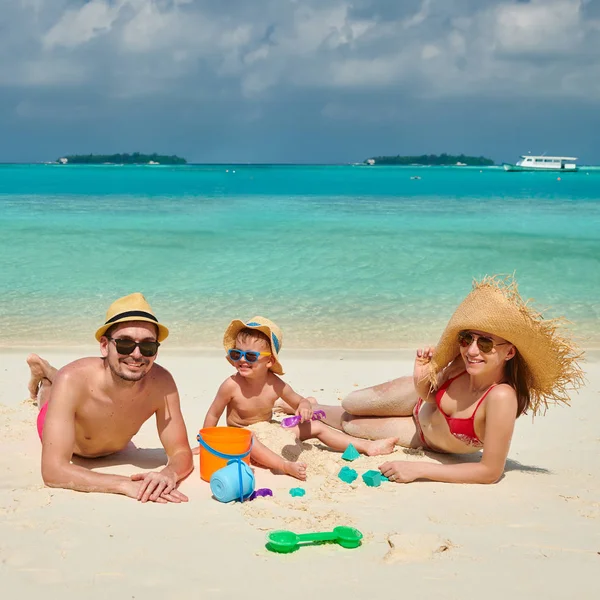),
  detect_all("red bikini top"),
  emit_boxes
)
[435,372,495,447]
